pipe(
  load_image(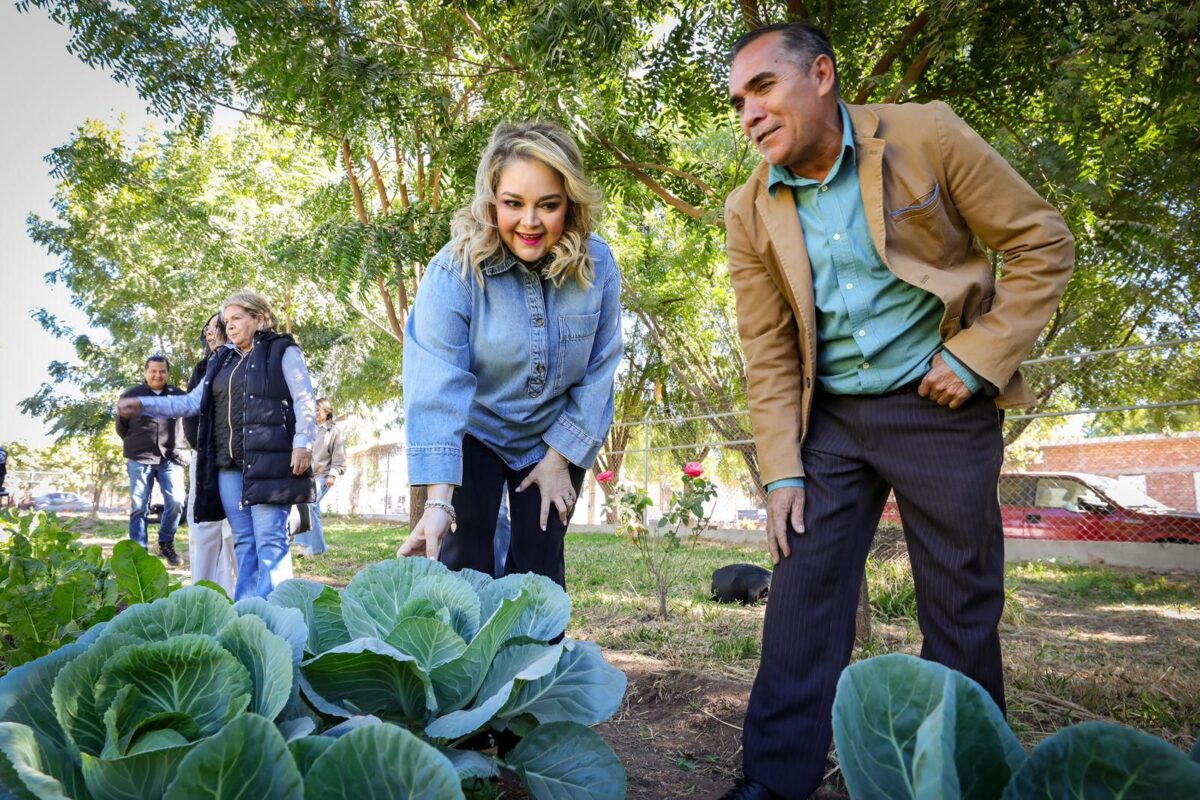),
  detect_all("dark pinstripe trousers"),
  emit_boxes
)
[743,390,1007,799]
